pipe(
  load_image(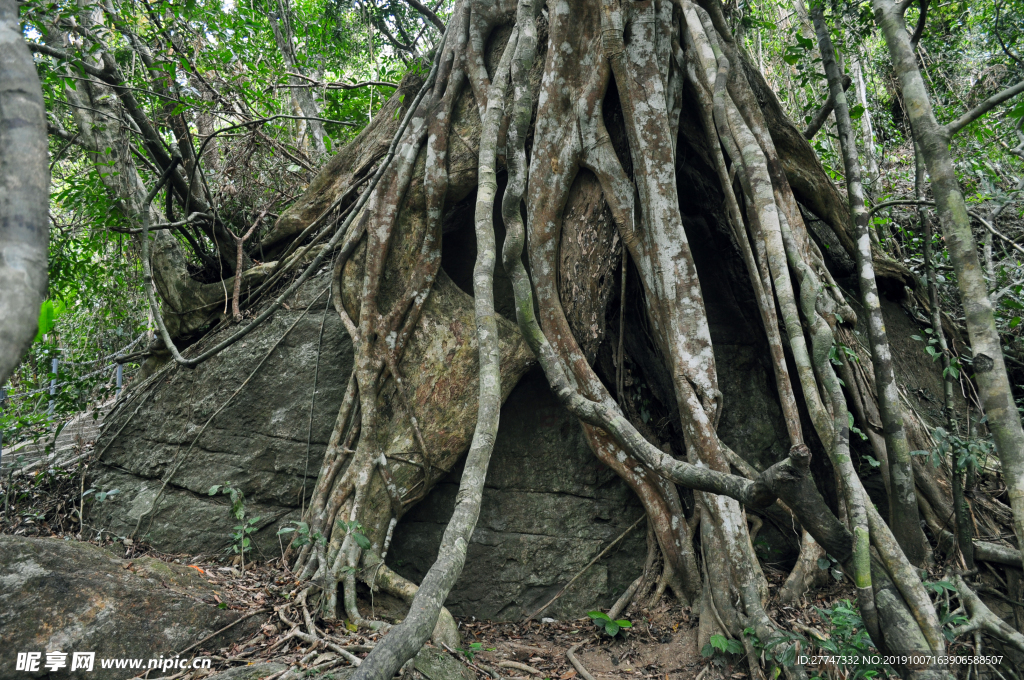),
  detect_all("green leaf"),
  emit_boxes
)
[849,104,865,120]
[615,620,632,628]
[701,643,715,658]
[587,611,611,622]
[209,485,221,496]
[33,299,66,342]
[725,640,745,655]
[353,532,371,550]
[817,557,831,570]
[710,634,729,653]
[604,621,620,636]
